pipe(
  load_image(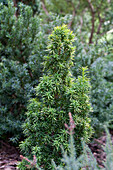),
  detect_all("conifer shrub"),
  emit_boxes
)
[0,1,46,142]
[18,0,41,15]
[19,113,113,170]
[20,25,92,169]
[72,39,113,132]
[53,116,113,170]
[0,0,41,15]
